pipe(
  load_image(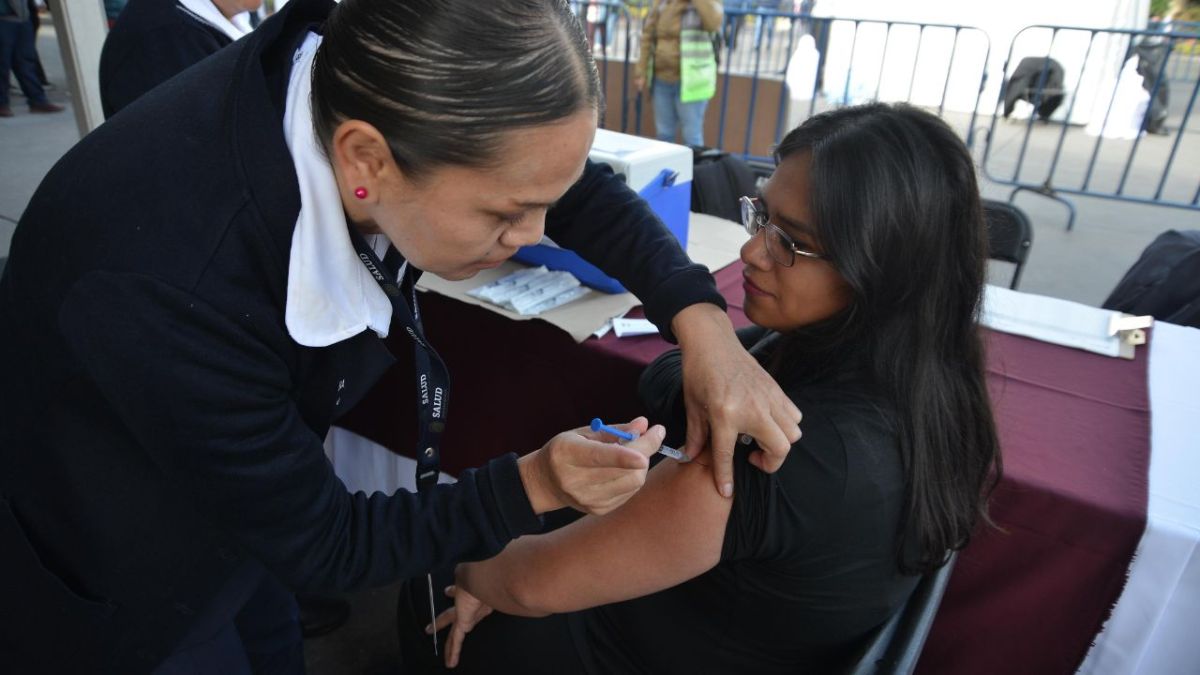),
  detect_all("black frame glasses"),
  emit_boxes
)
[738,196,826,267]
